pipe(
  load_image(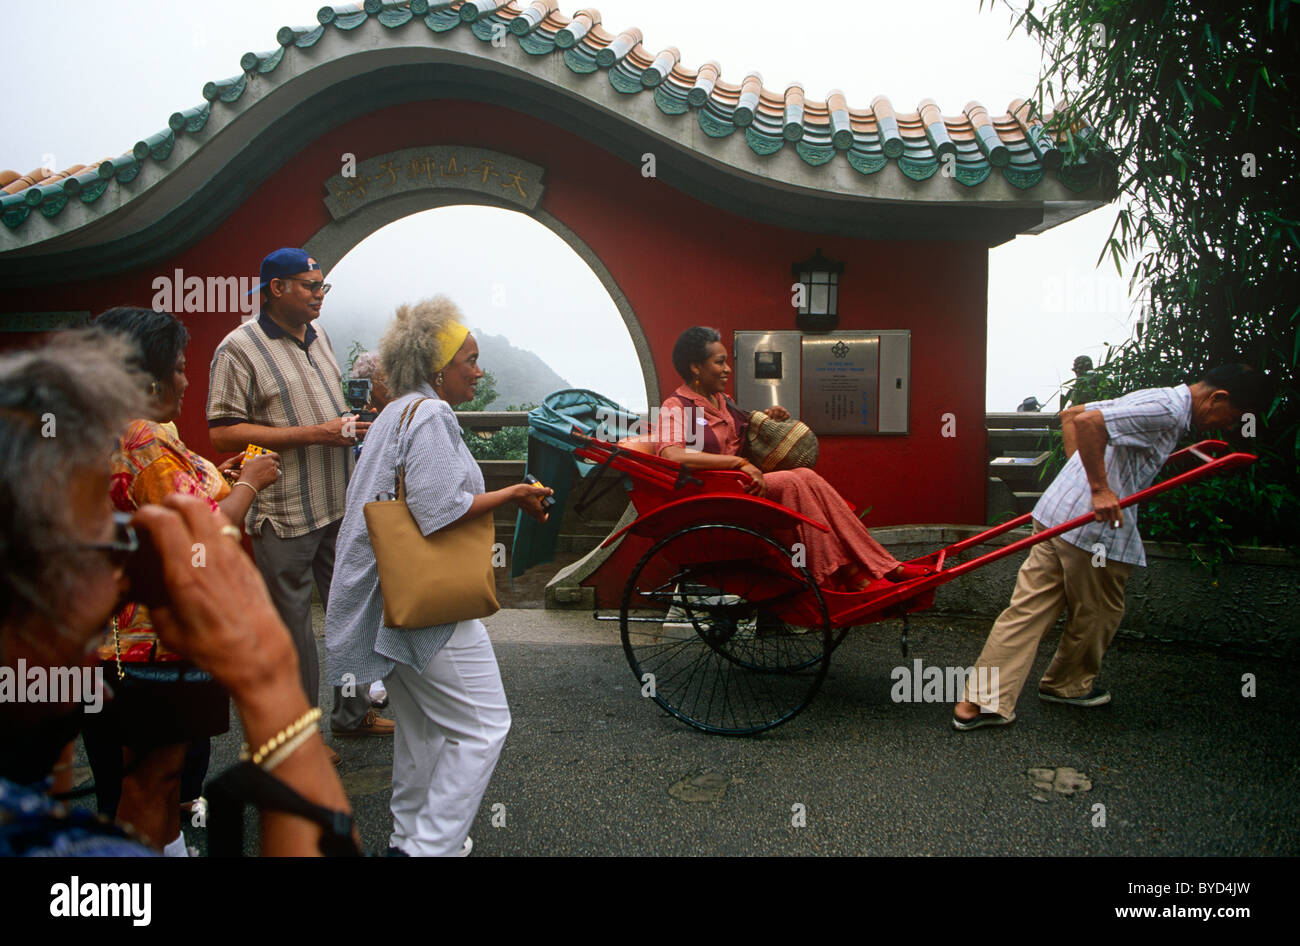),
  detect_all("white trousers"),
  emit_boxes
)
[385,619,511,856]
